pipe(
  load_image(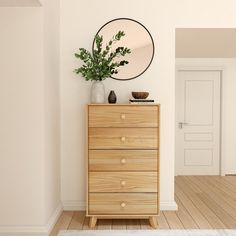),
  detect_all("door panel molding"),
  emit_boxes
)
[184,132,213,142]
[176,66,223,176]
[184,79,214,126]
[184,148,213,166]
